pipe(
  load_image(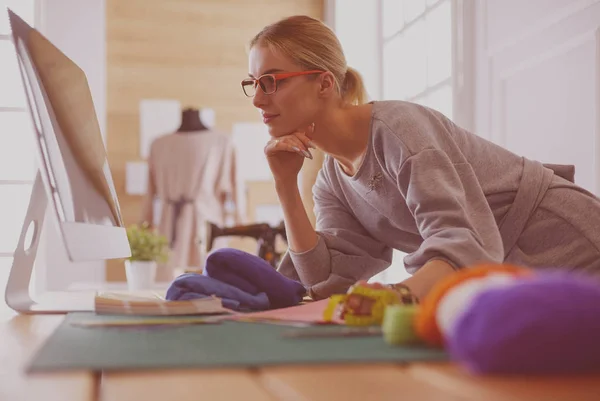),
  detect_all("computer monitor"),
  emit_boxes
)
[5,9,131,313]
